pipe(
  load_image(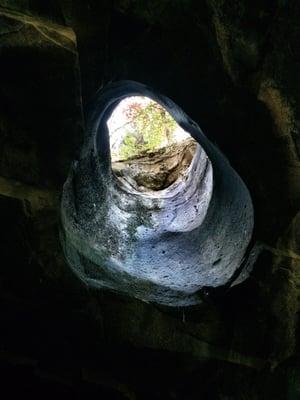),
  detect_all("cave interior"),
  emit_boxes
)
[1,1,300,399]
